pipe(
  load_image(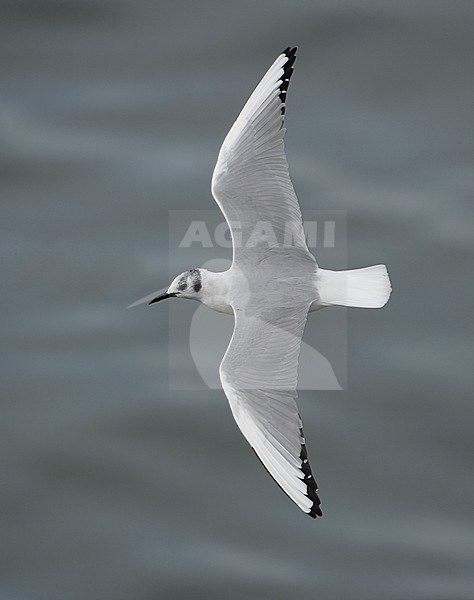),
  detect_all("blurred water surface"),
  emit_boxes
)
[1,2,474,599]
